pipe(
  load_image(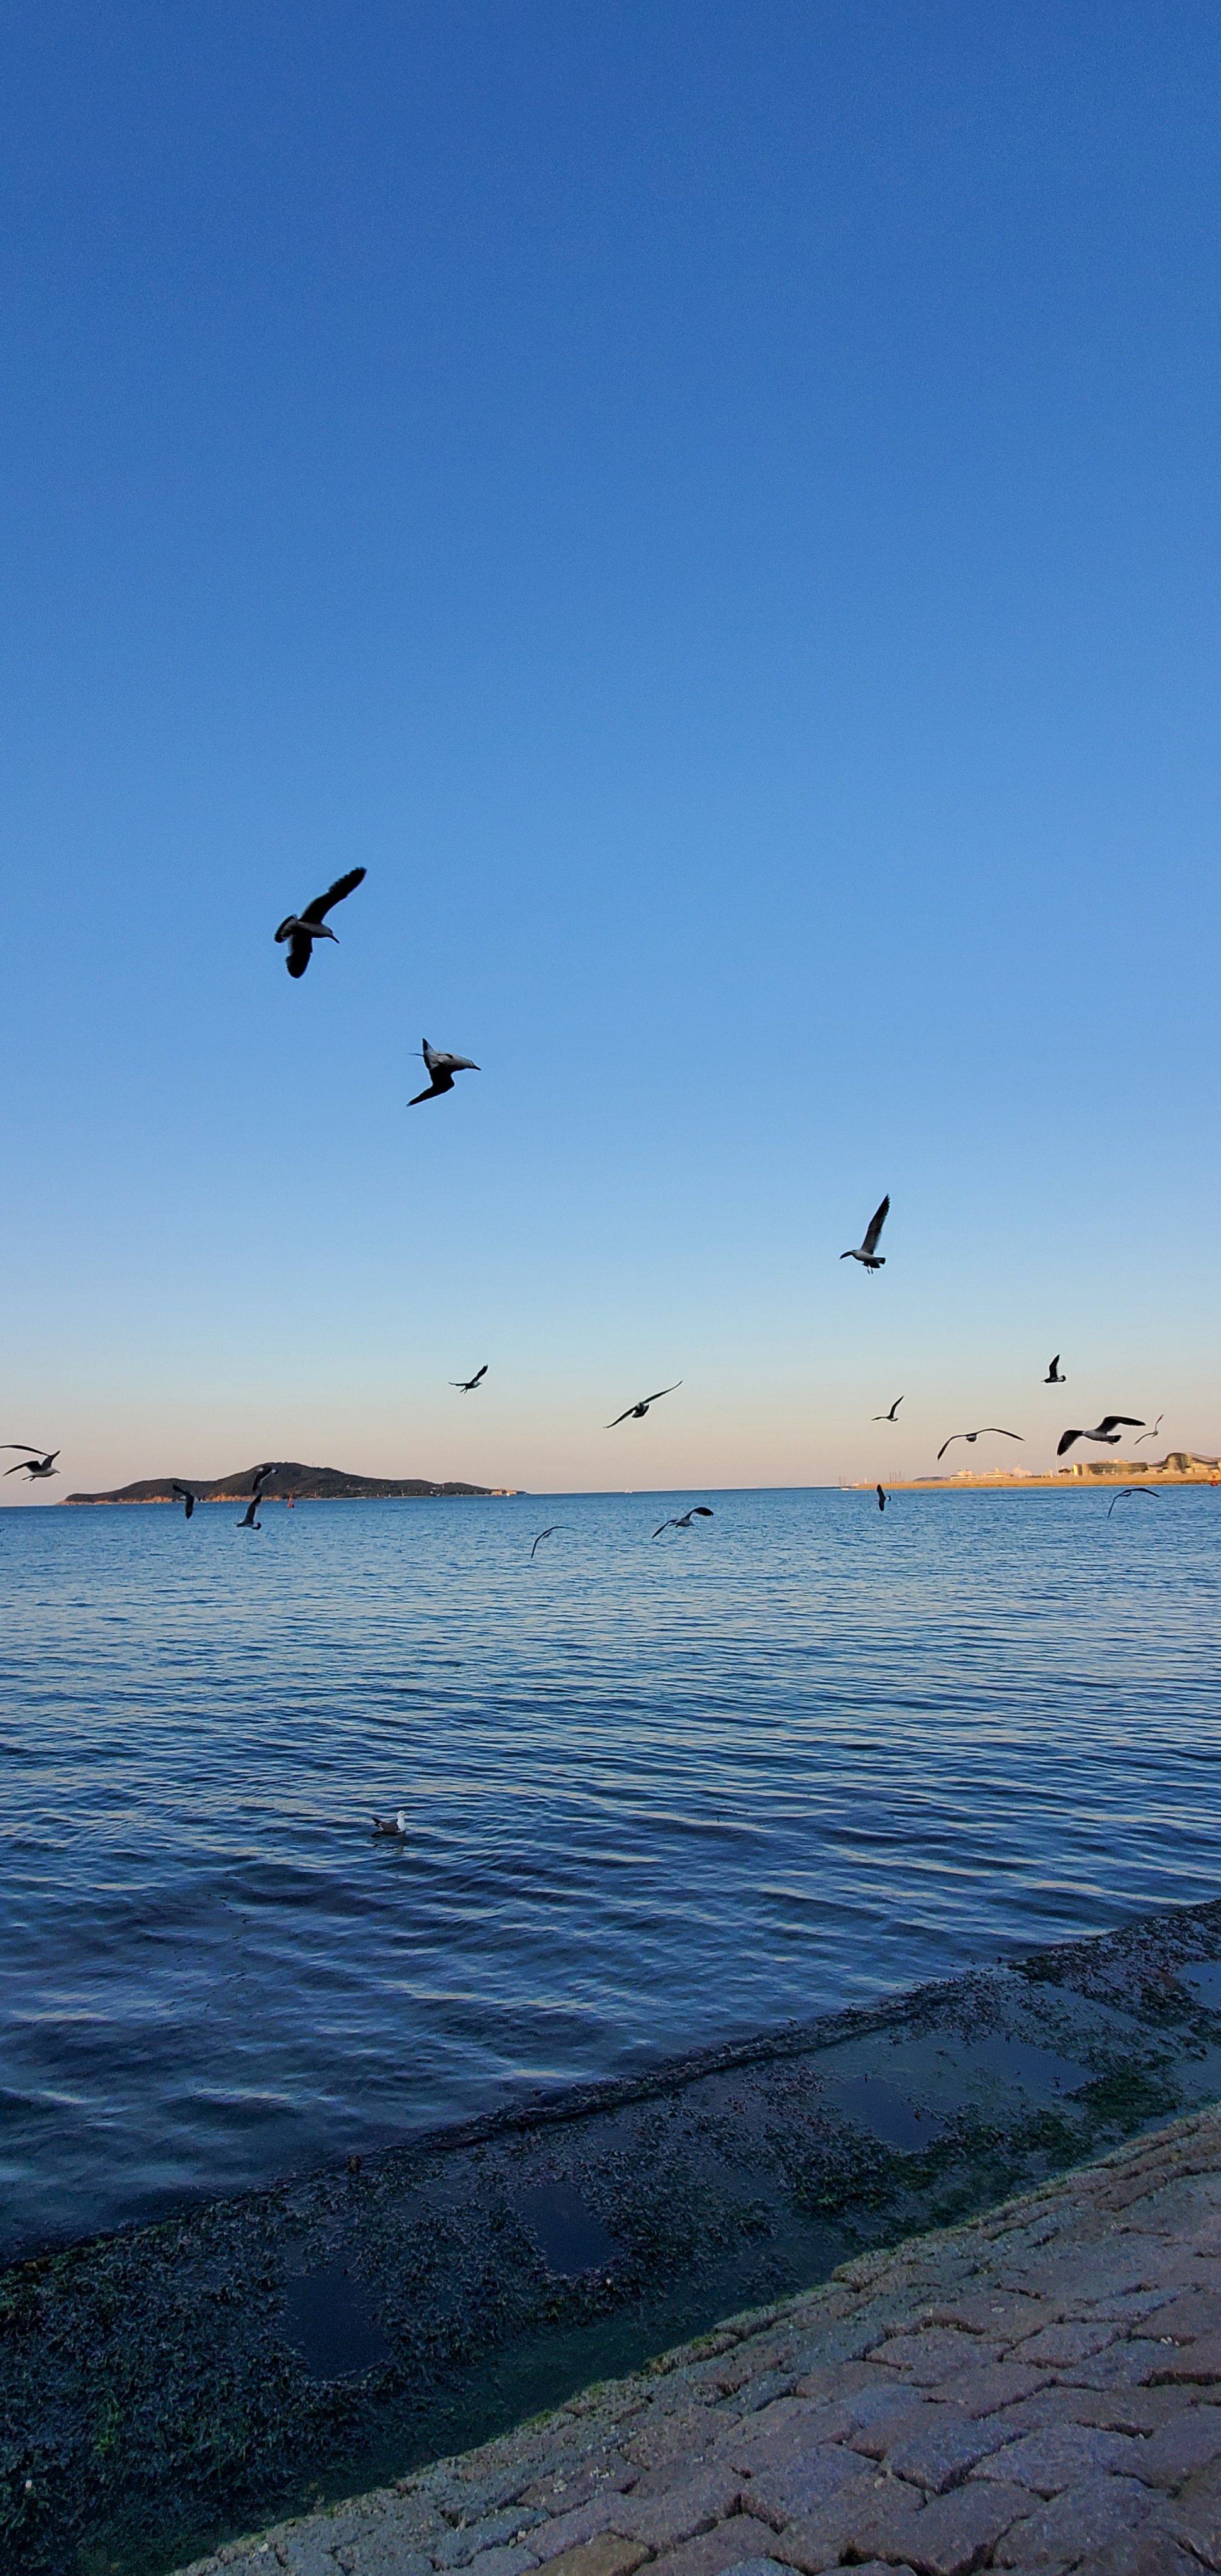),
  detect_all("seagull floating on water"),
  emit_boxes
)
[652,1506,713,1537]
[372,1810,408,1837]
[1107,1487,1161,1519]
[606,1384,681,1428]
[2,1445,60,1480]
[1045,1355,1066,1384]
[410,1040,480,1105]
[841,1195,889,1272]
[1057,1416,1144,1458]
[171,1481,199,1519]
[530,1524,566,1558]
[1134,1414,1165,1447]
[873,1397,903,1422]
[274,867,366,978]
[451,1365,488,1392]
[936,1428,1024,1463]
